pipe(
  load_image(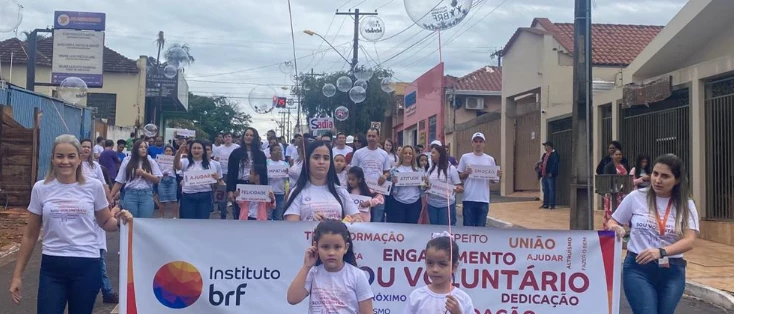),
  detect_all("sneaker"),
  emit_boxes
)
[103,292,119,304]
